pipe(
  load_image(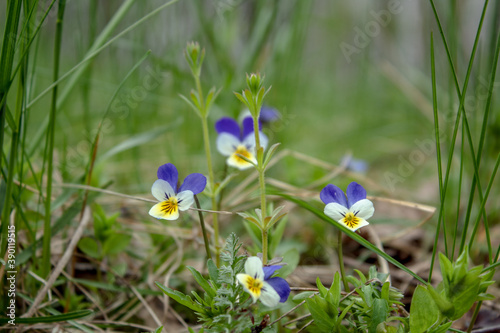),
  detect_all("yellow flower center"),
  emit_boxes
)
[161,197,178,215]
[343,212,360,229]
[233,146,252,163]
[245,276,263,296]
